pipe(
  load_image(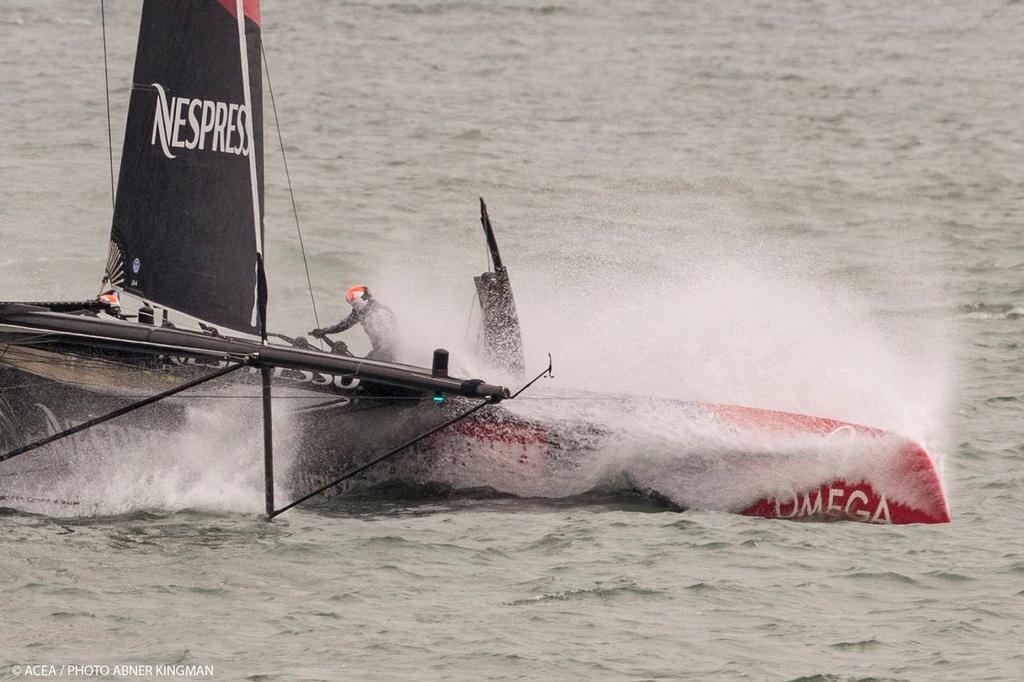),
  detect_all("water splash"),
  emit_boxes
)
[373,221,953,511]
[3,392,300,517]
